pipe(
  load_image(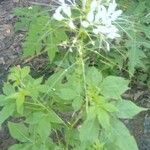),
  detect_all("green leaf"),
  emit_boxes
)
[8,66,30,83]
[116,100,147,119]
[8,144,32,150]
[46,70,64,89]
[126,31,146,75]
[26,77,48,99]
[86,67,102,86]
[22,14,51,57]
[26,112,46,124]
[108,119,139,150]
[97,109,110,130]
[72,96,83,111]
[36,116,51,141]
[47,28,68,62]
[0,95,8,106]
[21,66,30,79]
[24,113,52,141]
[65,128,79,147]
[0,104,15,125]
[101,76,129,100]
[79,107,99,144]
[8,122,31,142]
[26,110,64,125]
[47,33,58,62]
[79,119,99,144]
[15,92,25,114]
[48,109,65,124]
[57,88,77,100]
[3,83,15,96]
